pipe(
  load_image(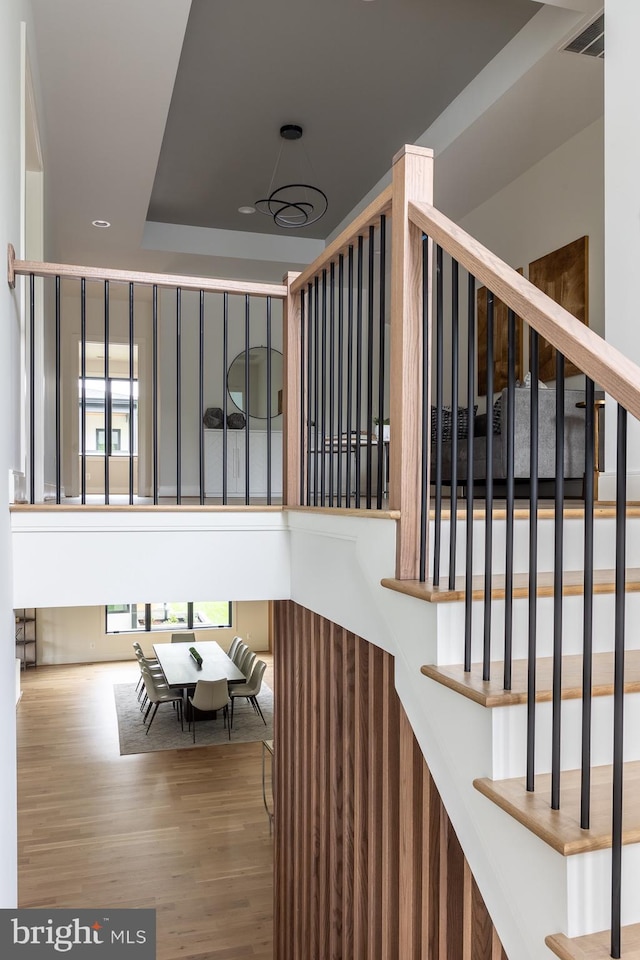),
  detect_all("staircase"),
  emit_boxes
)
[384,504,640,959]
